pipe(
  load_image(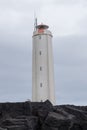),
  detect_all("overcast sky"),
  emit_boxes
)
[0,0,87,105]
